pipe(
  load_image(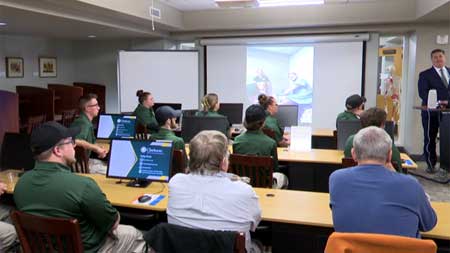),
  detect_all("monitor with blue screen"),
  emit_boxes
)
[97,114,136,139]
[107,139,174,187]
